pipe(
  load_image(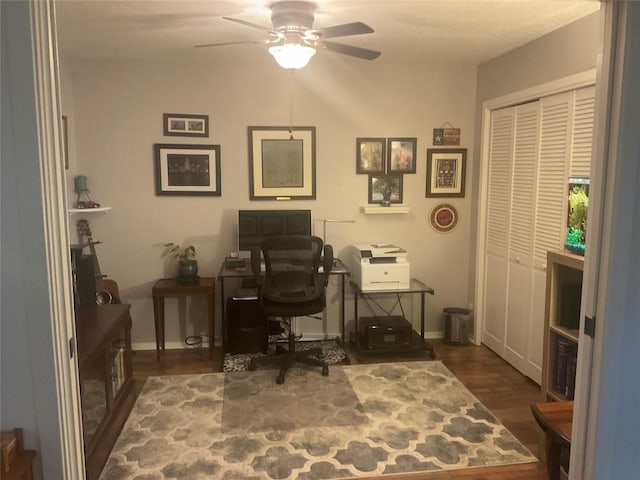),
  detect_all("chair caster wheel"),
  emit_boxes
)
[322,366,329,376]
[276,373,285,384]
[429,350,436,359]
[248,360,257,371]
